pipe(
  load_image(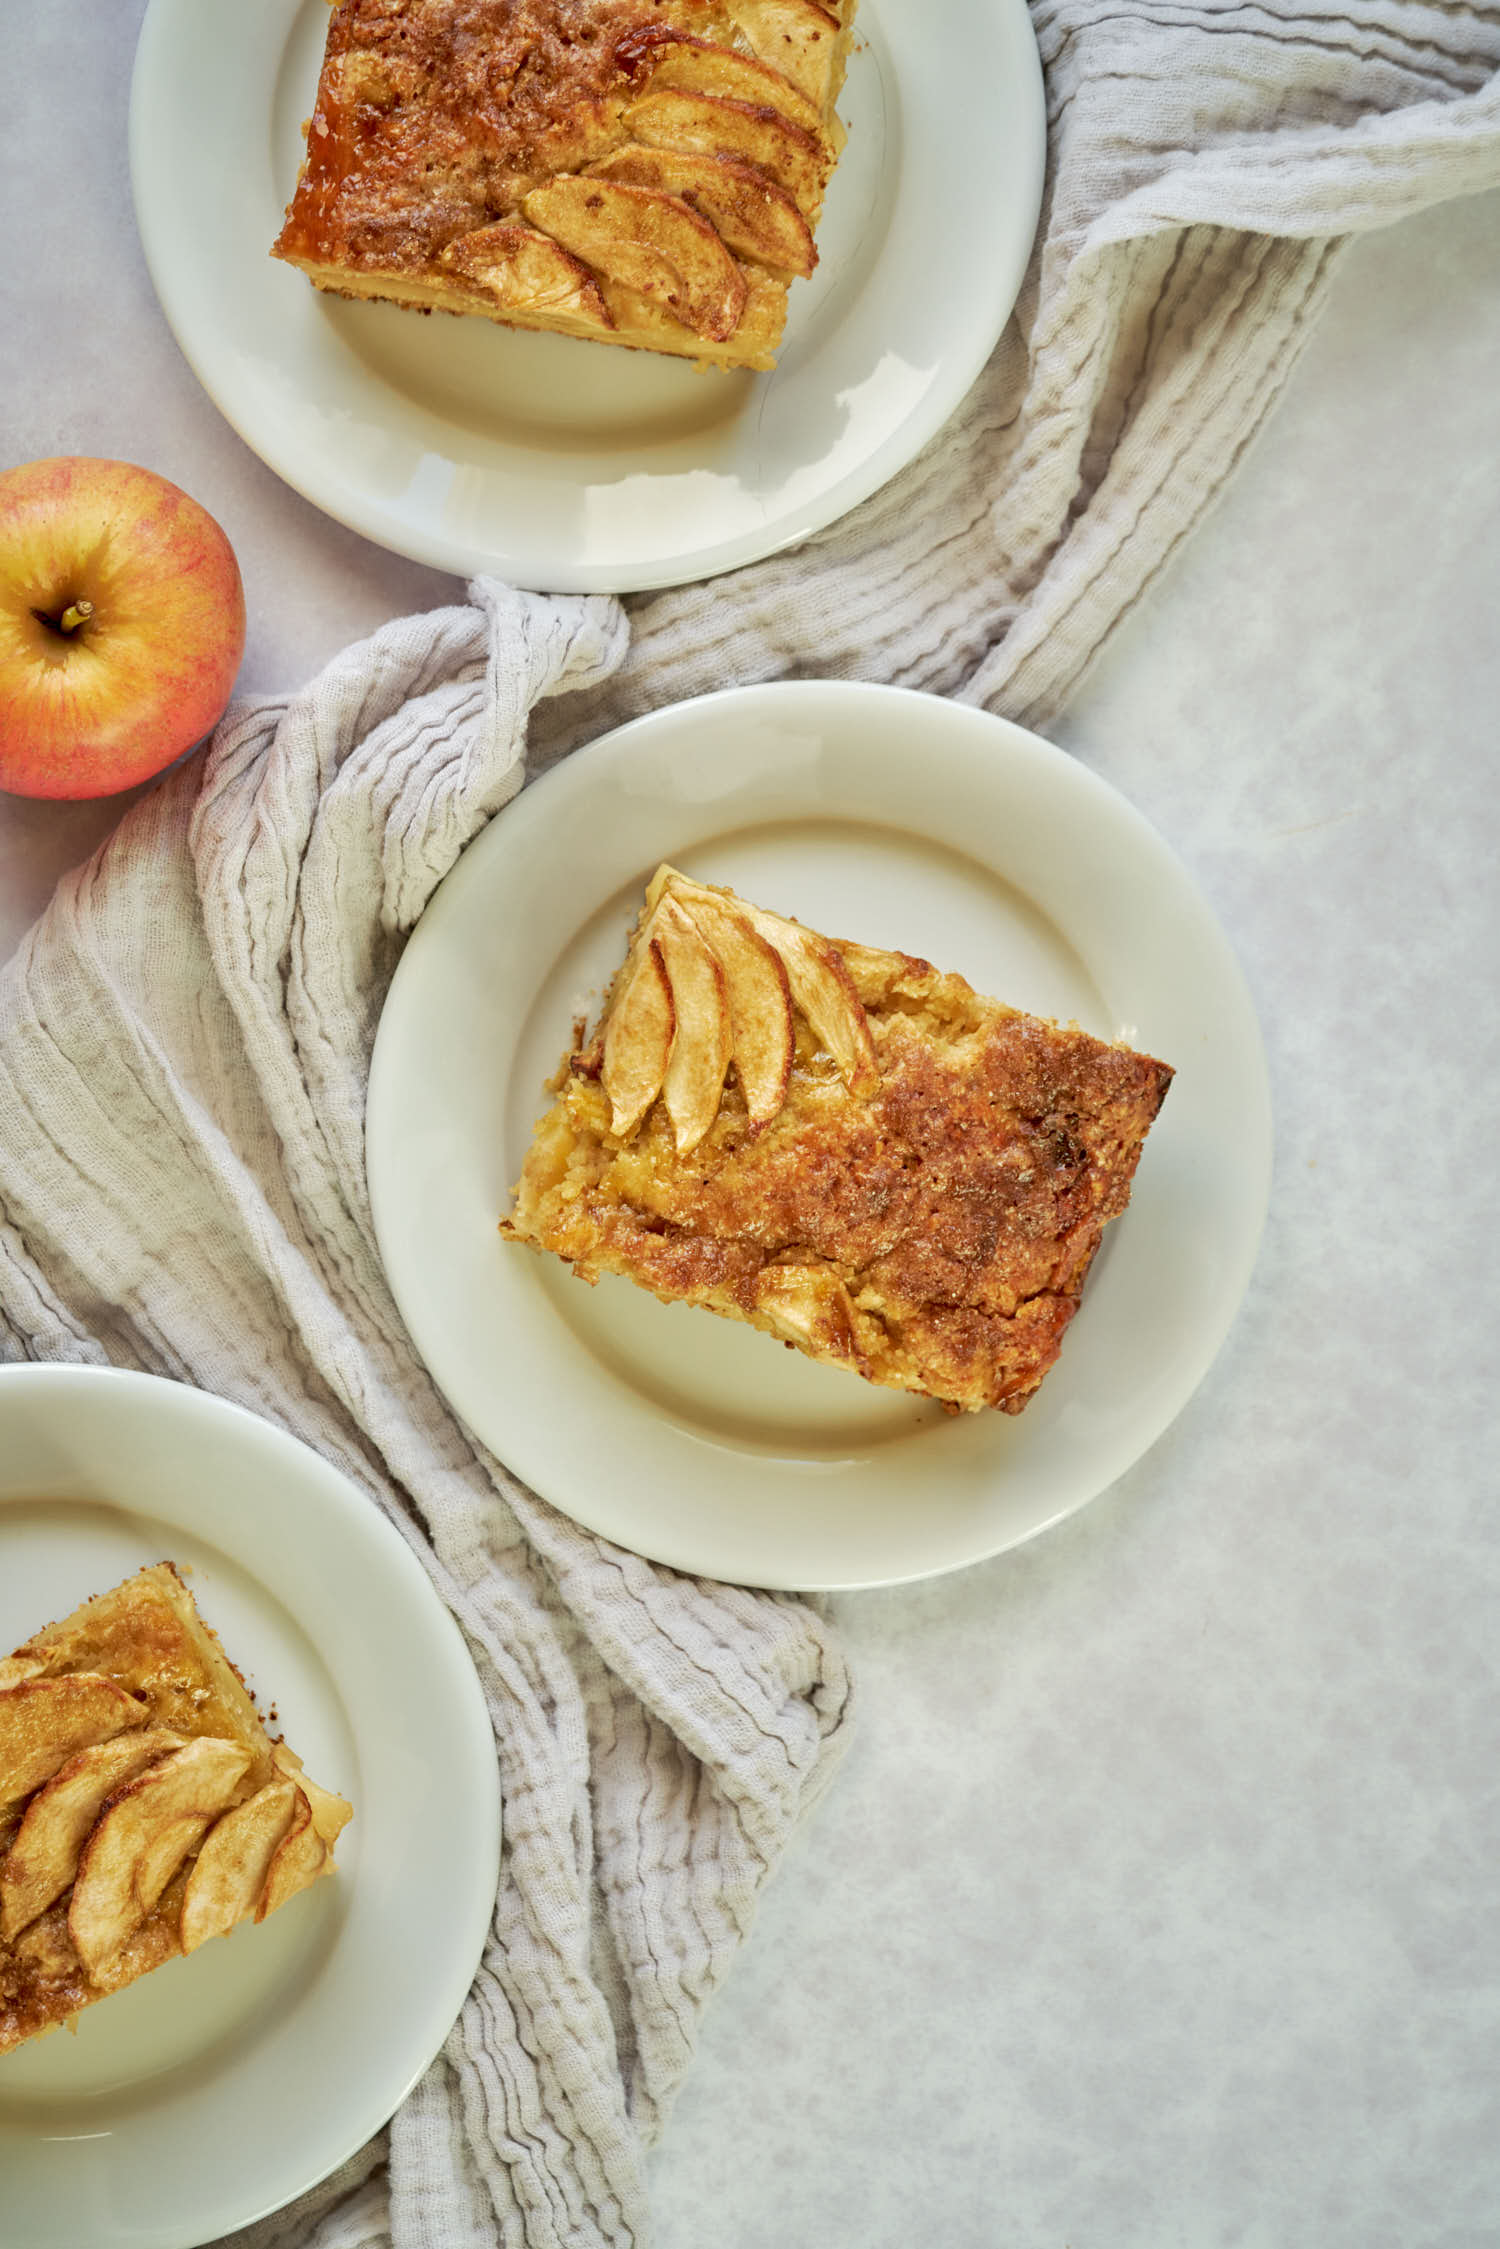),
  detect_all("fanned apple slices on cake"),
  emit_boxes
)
[0,1565,351,2056]
[272,0,858,371]
[501,867,1174,1415]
